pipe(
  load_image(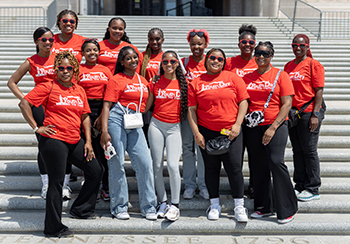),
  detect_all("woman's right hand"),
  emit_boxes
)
[100,131,111,149]
[36,125,56,137]
[194,133,205,149]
